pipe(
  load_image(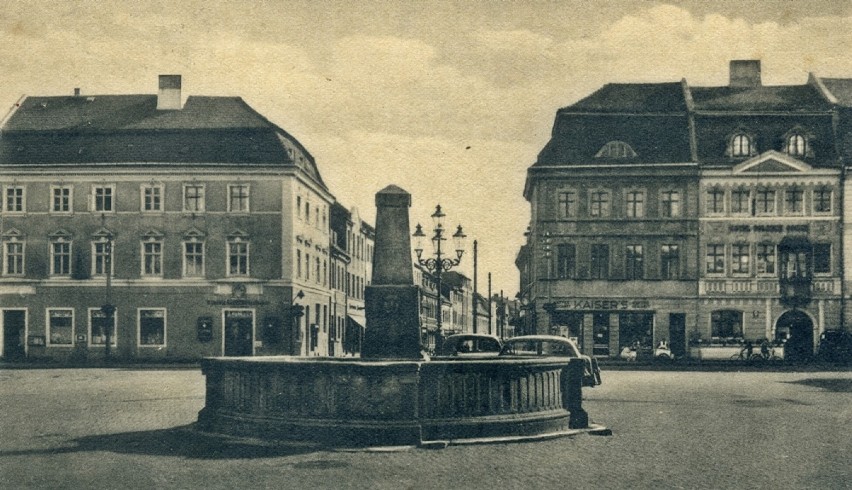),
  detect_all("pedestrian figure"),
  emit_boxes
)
[742,340,754,360]
[760,339,770,359]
